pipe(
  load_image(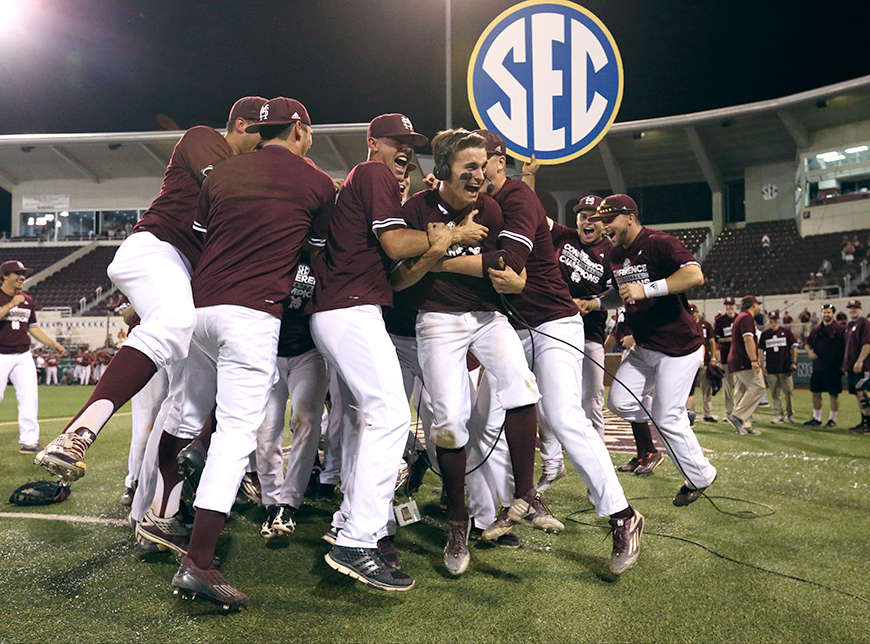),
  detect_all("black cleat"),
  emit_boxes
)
[325,545,415,591]
[172,557,248,610]
[405,449,430,496]
[673,484,707,507]
[314,483,336,501]
[825,419,837,429]
[803,419,822,427]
